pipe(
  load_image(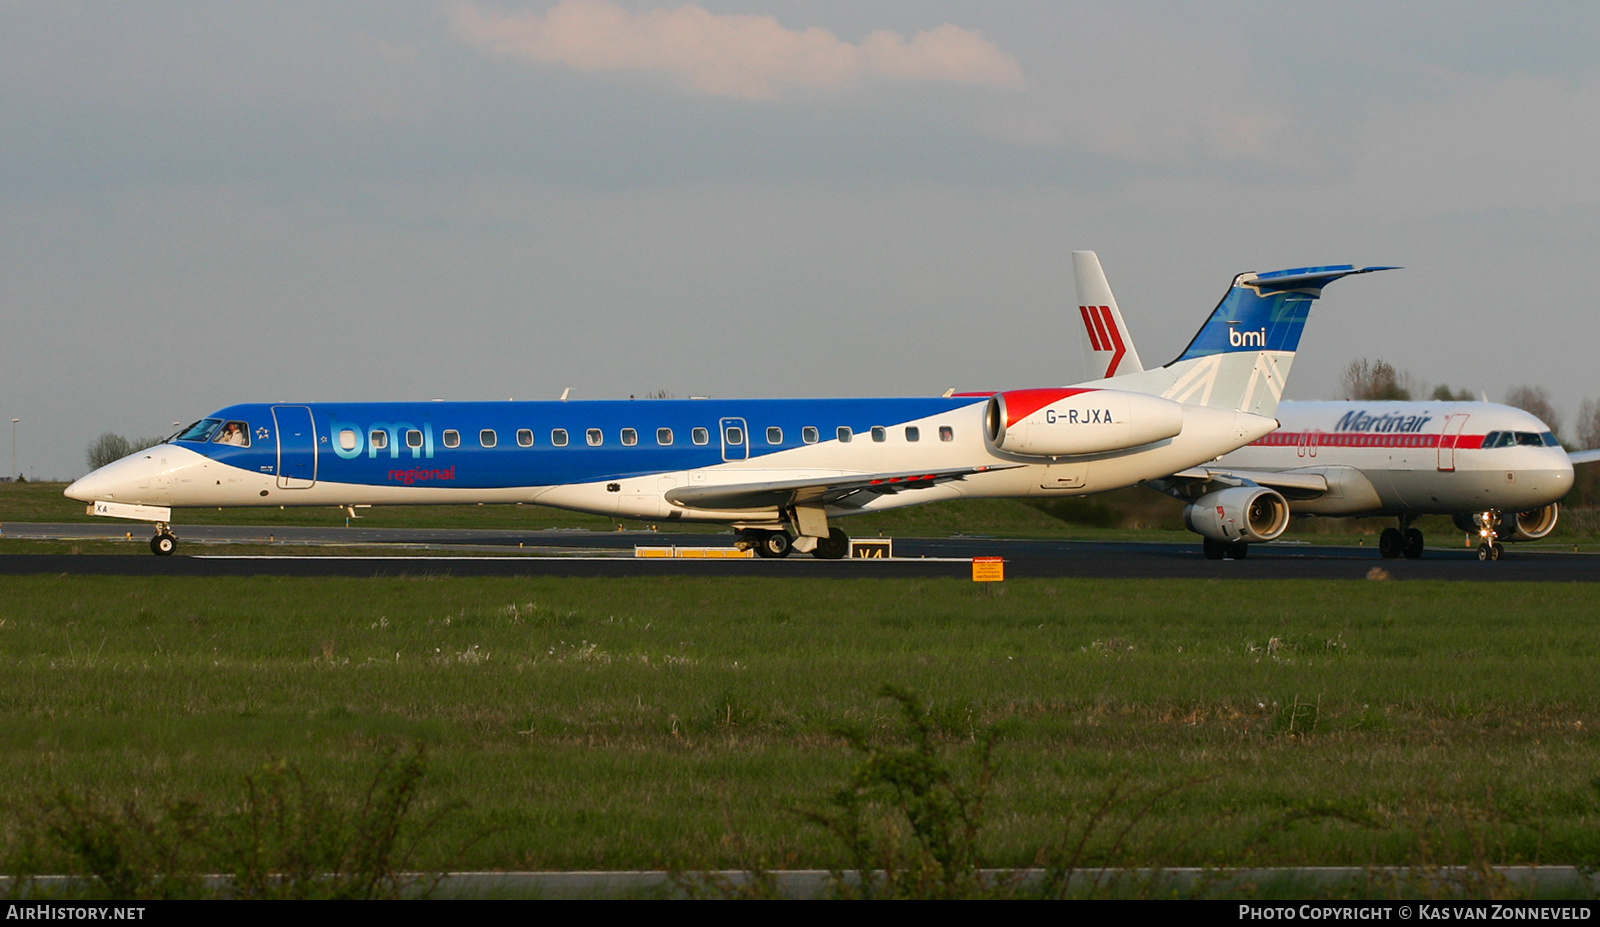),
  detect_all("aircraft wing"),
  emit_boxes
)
[1153,466,1329,501]
[663,464,1019,511]
[1570,449,1600,466]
